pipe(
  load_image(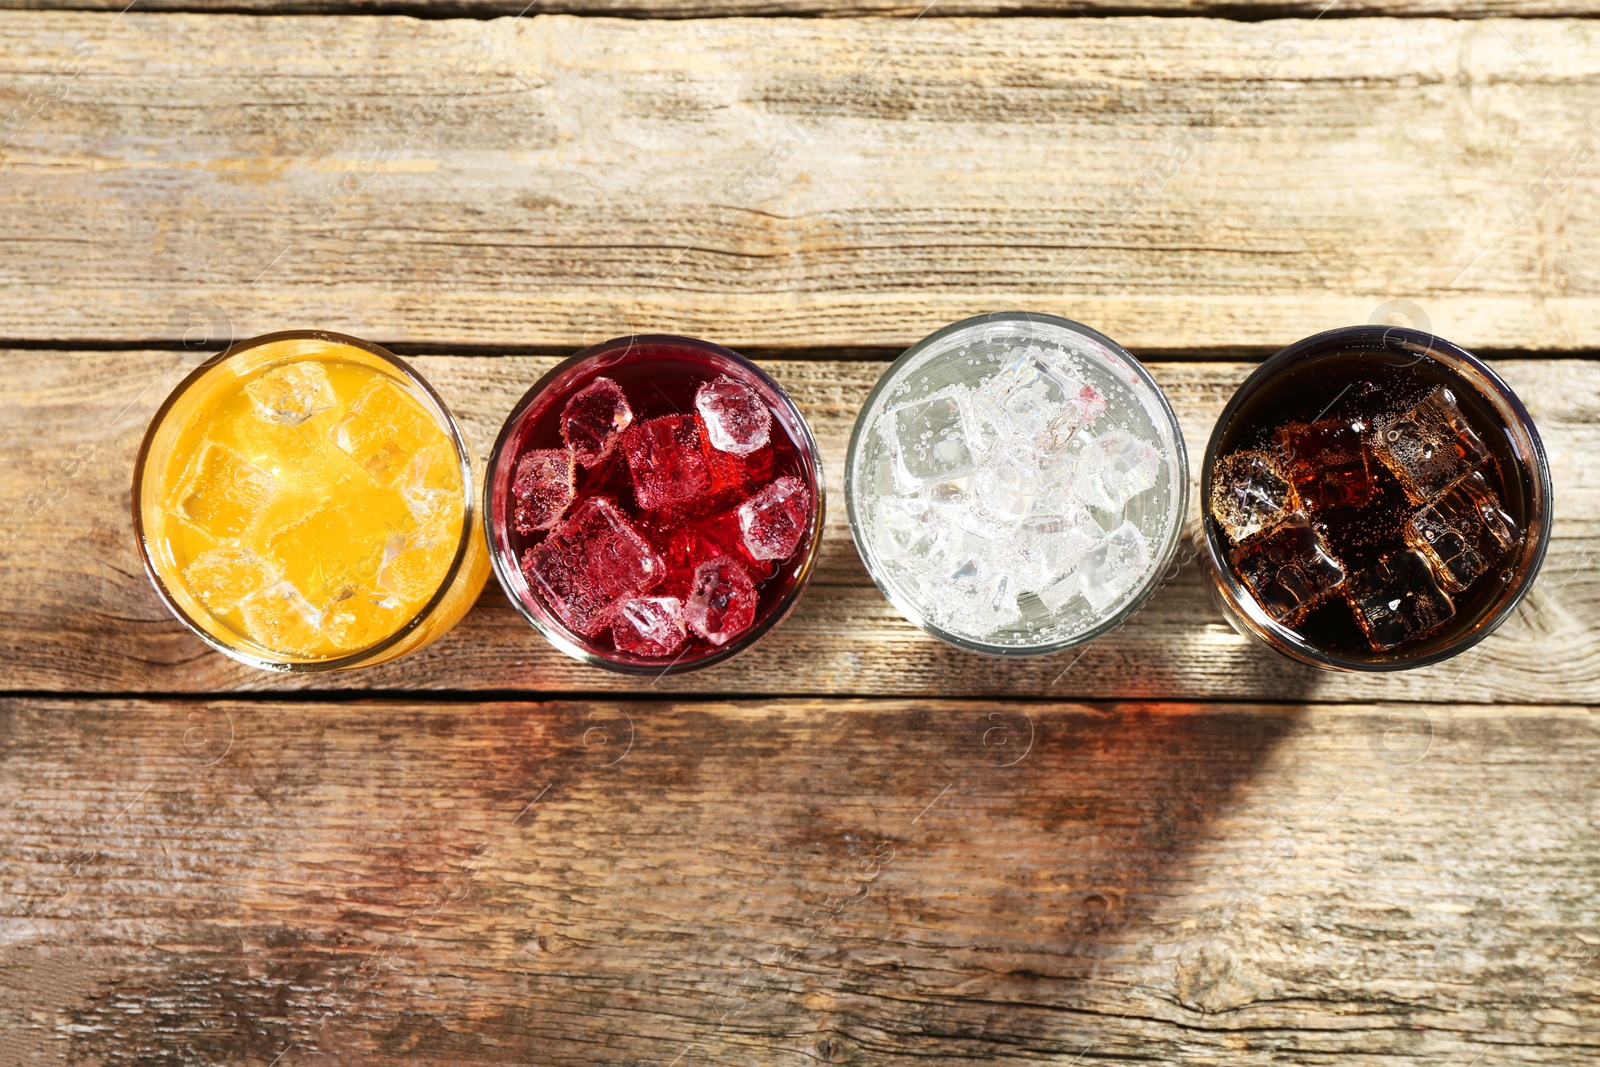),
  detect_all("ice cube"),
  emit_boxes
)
[512,448,575,534]
[1035,571,1082,614]
[611,595,689,657]
[266,496,415,608]
[329,378,437,487]
[1008,510,1101,592]
[972,453,1038,523]
[399,444,461,527]
[183,547,282,615]
[872,494,955,565]
[1371,385,1490,504]
[172,441,275,542]
[376,525,456,603]
[737,475,811,562]
[1073,432,1160,512]
[699,421,772,502]
[561,377,634,468]
[522,496,665,636]
[1345,549,1456,651]
[321,590,405,653]
[1210,450,1297,544]
[695,375,771,455]
[962,390,1010,461]
[1230,511,1346,624]
[980,346,1094,453]
[237,580,323,656]
[1077,521,1151,611]
[623,415,712,511]
[244,362,336,426]
[892,389,975,482]
[684,557,757,646]
[1404,469,1519,593]
[924,556,1021,636]
[1274,419,1376,511]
